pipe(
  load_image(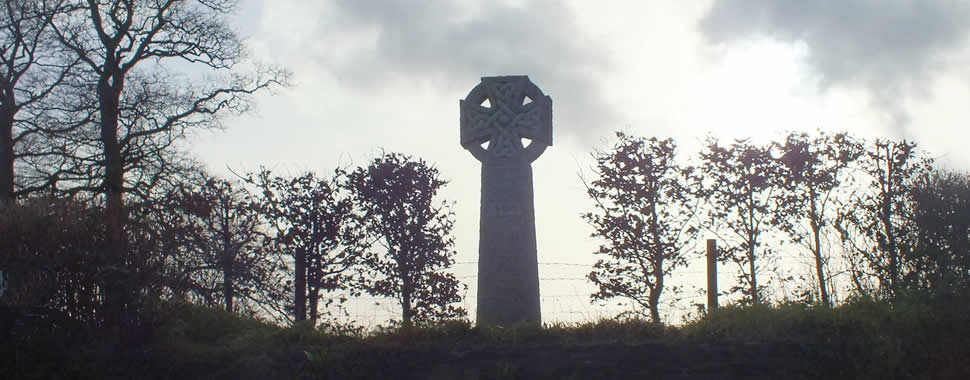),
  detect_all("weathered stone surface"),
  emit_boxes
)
[460,76,552,326]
